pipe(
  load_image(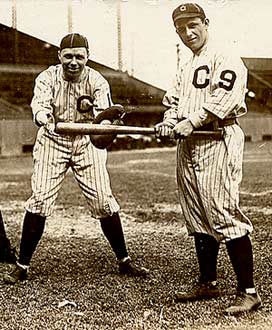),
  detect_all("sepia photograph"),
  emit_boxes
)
[0,0,271,329]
